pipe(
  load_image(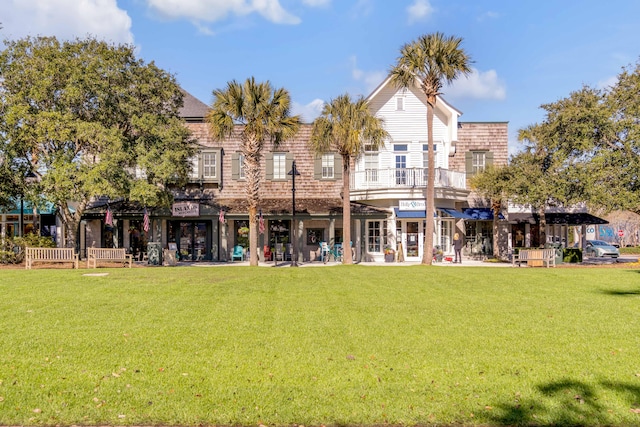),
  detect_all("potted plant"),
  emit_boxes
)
[384,245,395,262]
[433,246,443,262]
